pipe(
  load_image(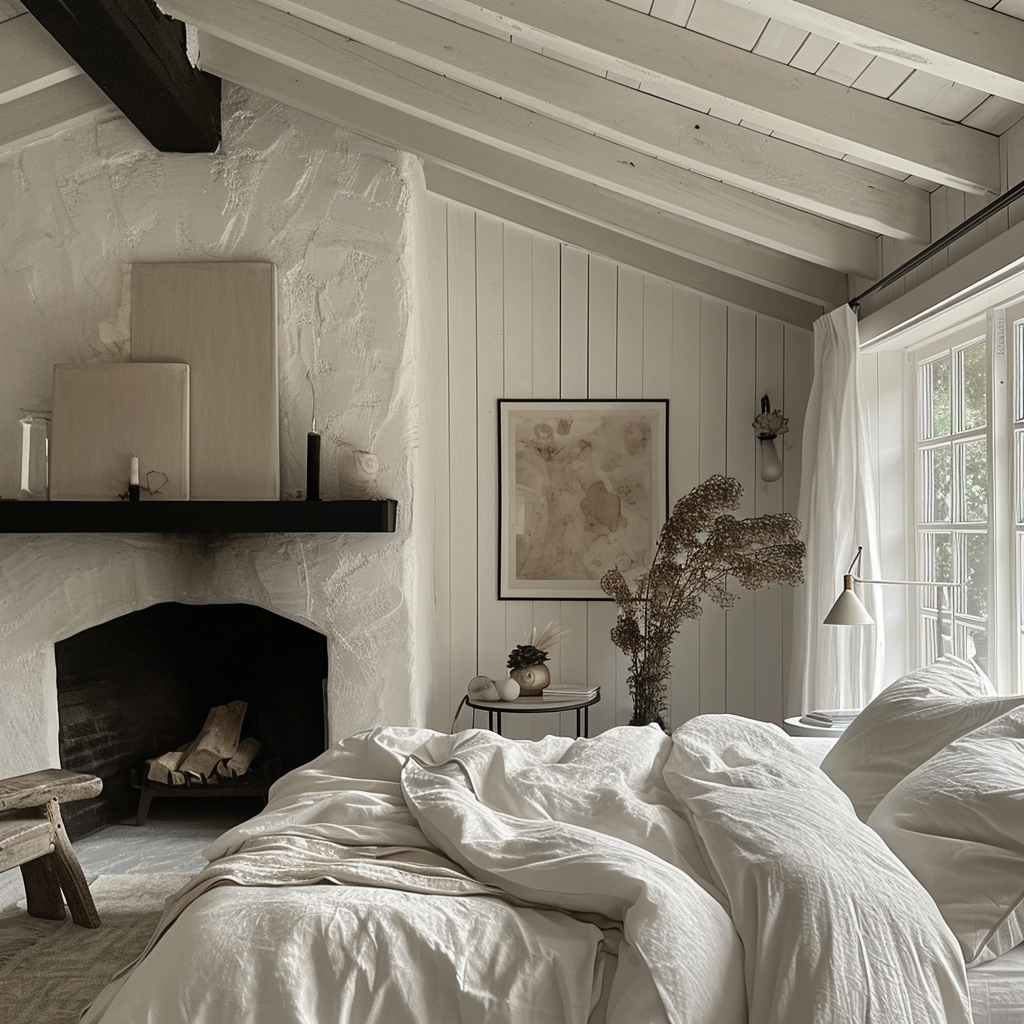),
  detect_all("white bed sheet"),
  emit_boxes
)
[103,883,608,1024]
[969,943,1024,1024]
